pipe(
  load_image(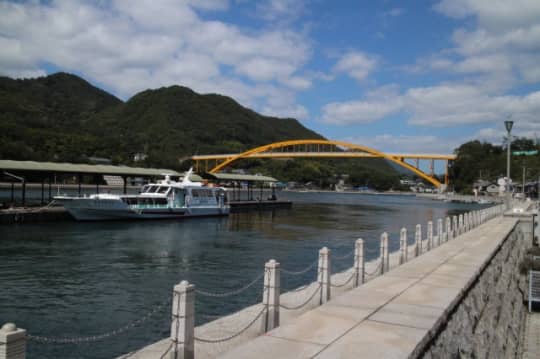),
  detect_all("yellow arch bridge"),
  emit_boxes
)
[190,140,456,188]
